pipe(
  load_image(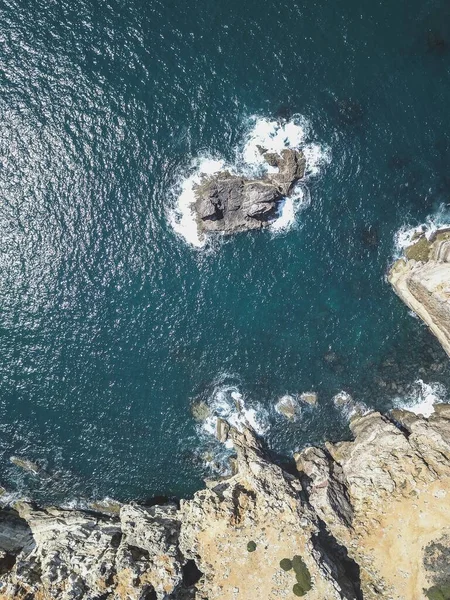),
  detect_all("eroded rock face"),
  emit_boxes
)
[0,501,191,600]
[297,406,450,599]
[0,407,450,599]
[389,229,450,357]
[194,148,306,234]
